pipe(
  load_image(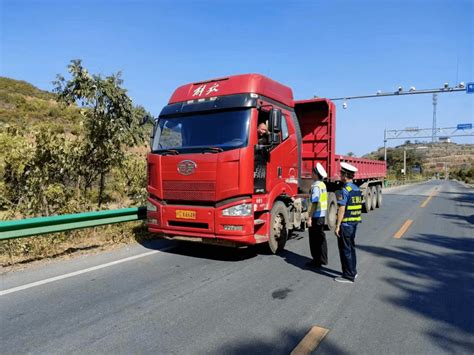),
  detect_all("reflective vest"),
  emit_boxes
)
[342,184,362,223]
[311,180,328,215]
